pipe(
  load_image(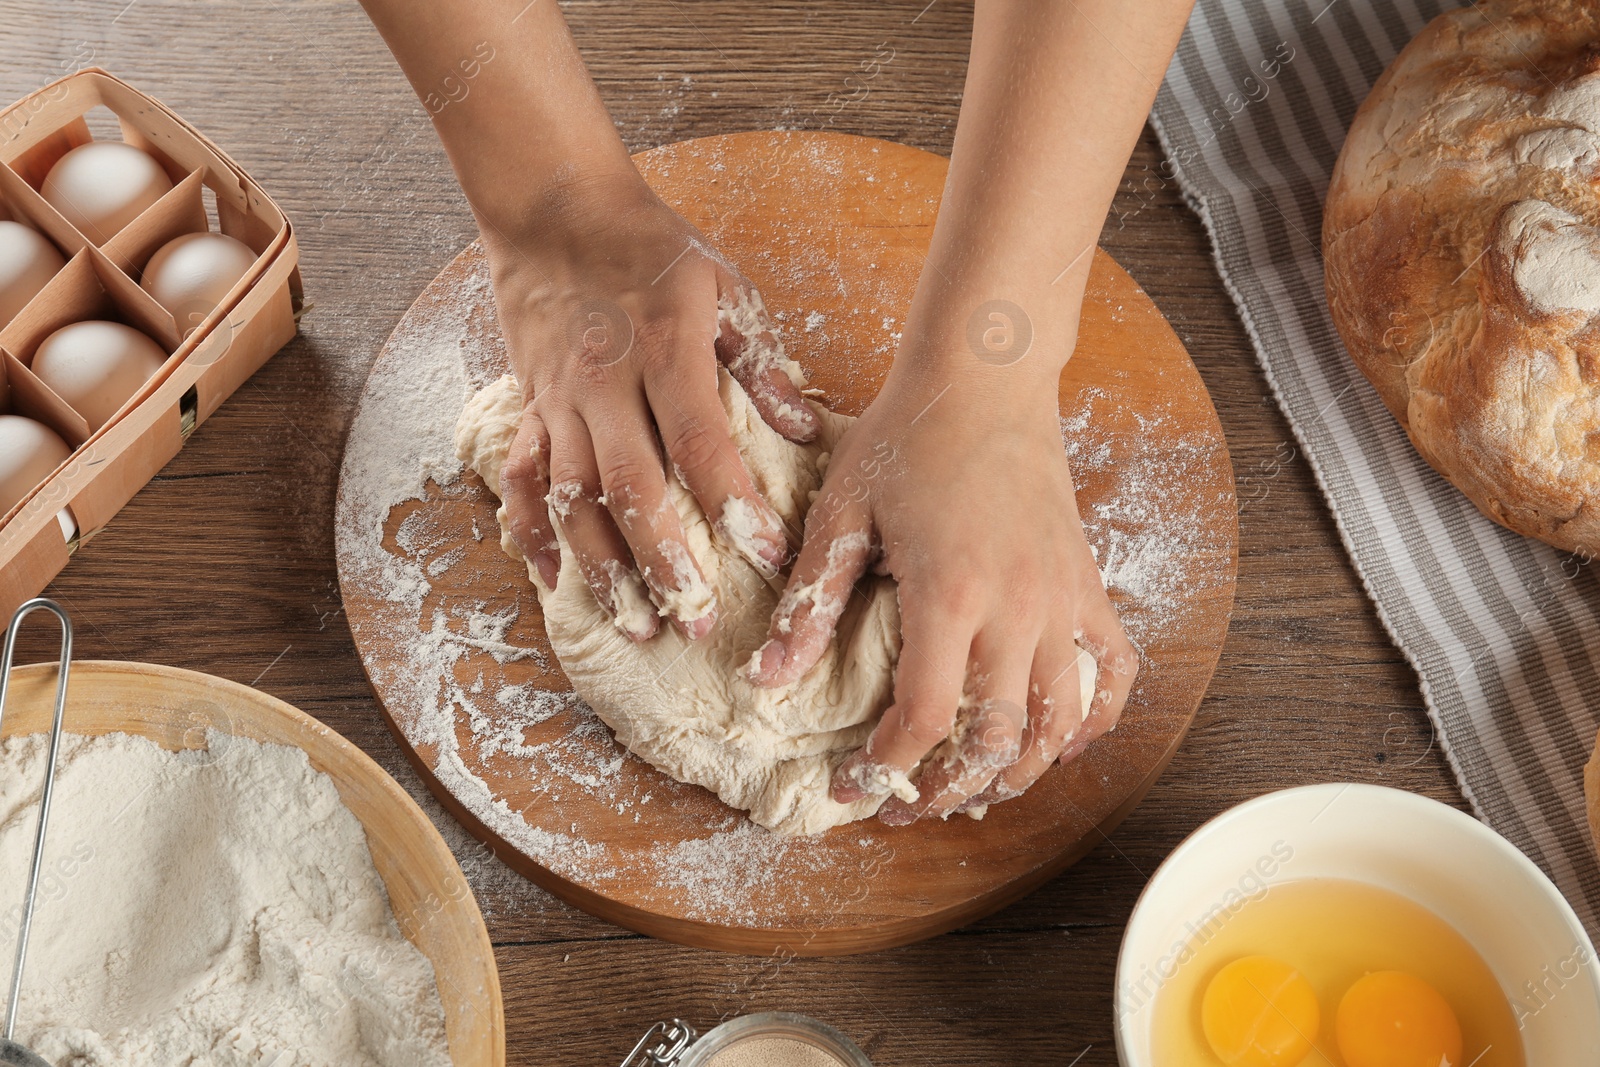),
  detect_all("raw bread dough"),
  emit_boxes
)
[456,368,1096,835]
